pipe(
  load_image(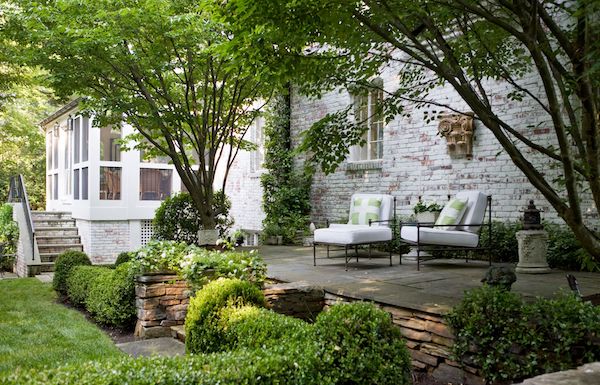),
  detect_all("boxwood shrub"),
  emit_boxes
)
[1,351,324,385]
[314,302,412,385]
[185,278,266,354]
[219,305,312,351]
[52,250,91,294]
[86,262,136,327]
[447,286,600,383]
[114,251,134,267]
[66,265,109,306]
